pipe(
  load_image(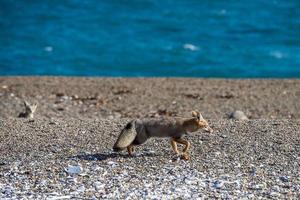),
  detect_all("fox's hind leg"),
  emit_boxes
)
[127,145,134,156]
[170,138,179,155]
